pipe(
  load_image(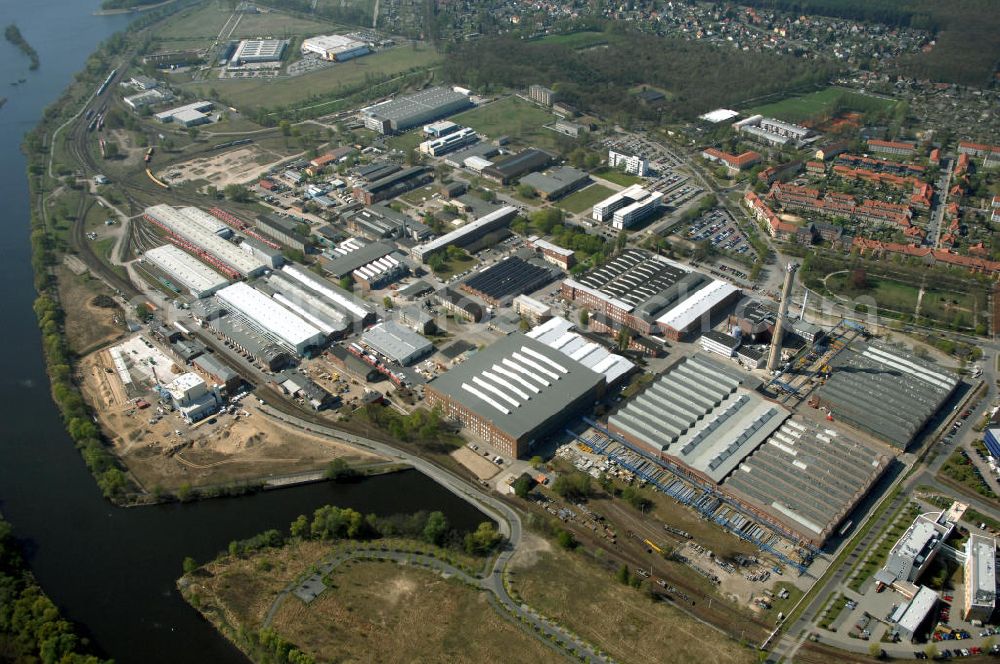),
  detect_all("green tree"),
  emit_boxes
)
[556,529,577,550]
[615,564,630,585]
[324,458,358,482]
[289,514,309,539]
[382,295,393,310]
[579,308,589,327]
[512,474,534,499]
[182,556,198,575]
[422,511,449,546]
[553,471,592,502]
[464,522,502,555]
[223,184,252,202]
[135,303,153,322]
